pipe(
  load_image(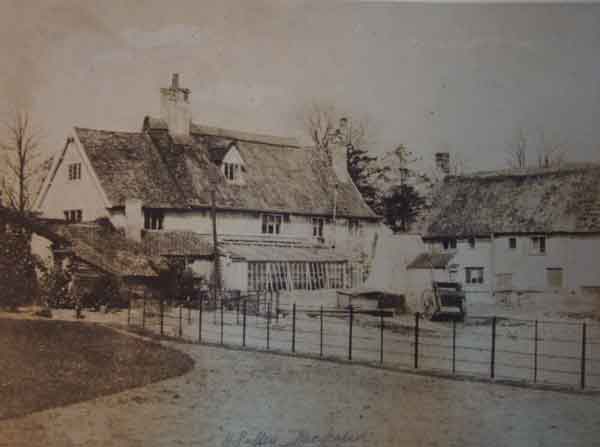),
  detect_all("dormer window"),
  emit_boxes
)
[212,142,245,184]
